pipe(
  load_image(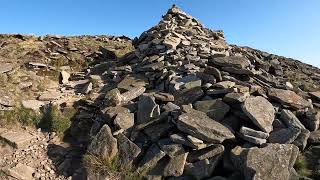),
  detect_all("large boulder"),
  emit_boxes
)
[177,108,235,143]
[231,144,299,180]
[209,56,251,69]
[242,96,275,133]
[268,88,311,110]
[87,125,118,160]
